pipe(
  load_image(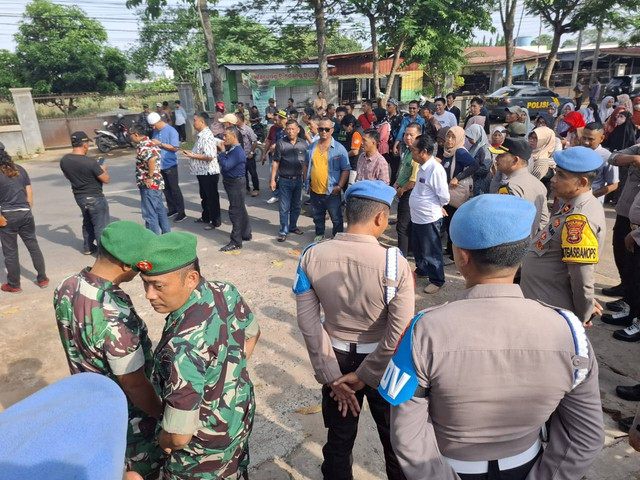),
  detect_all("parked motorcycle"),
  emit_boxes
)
[251,120,265,142]
[94,114,134,153]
